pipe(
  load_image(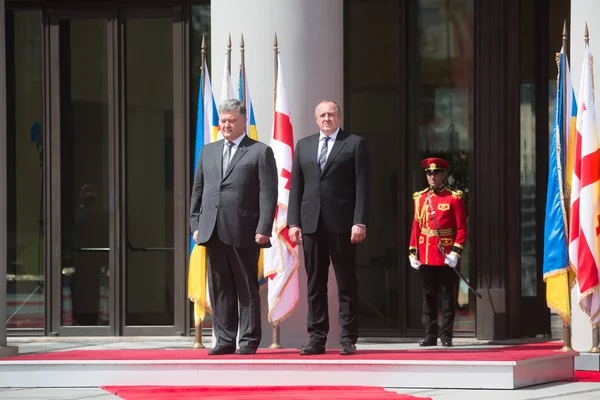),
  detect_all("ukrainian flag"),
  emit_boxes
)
[188,58,219,326]
[543,48,576,325]
[239,66,265,286]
